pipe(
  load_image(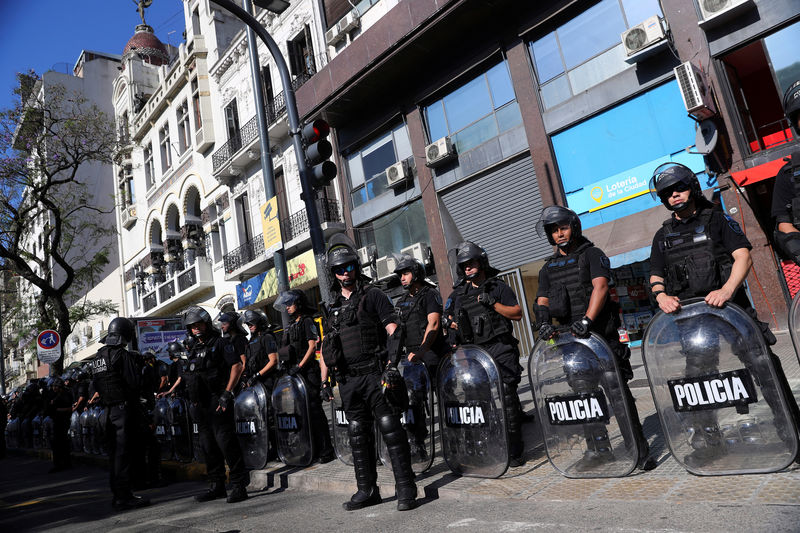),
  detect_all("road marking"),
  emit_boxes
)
[447,518,690,532]
[3,490,101,509]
